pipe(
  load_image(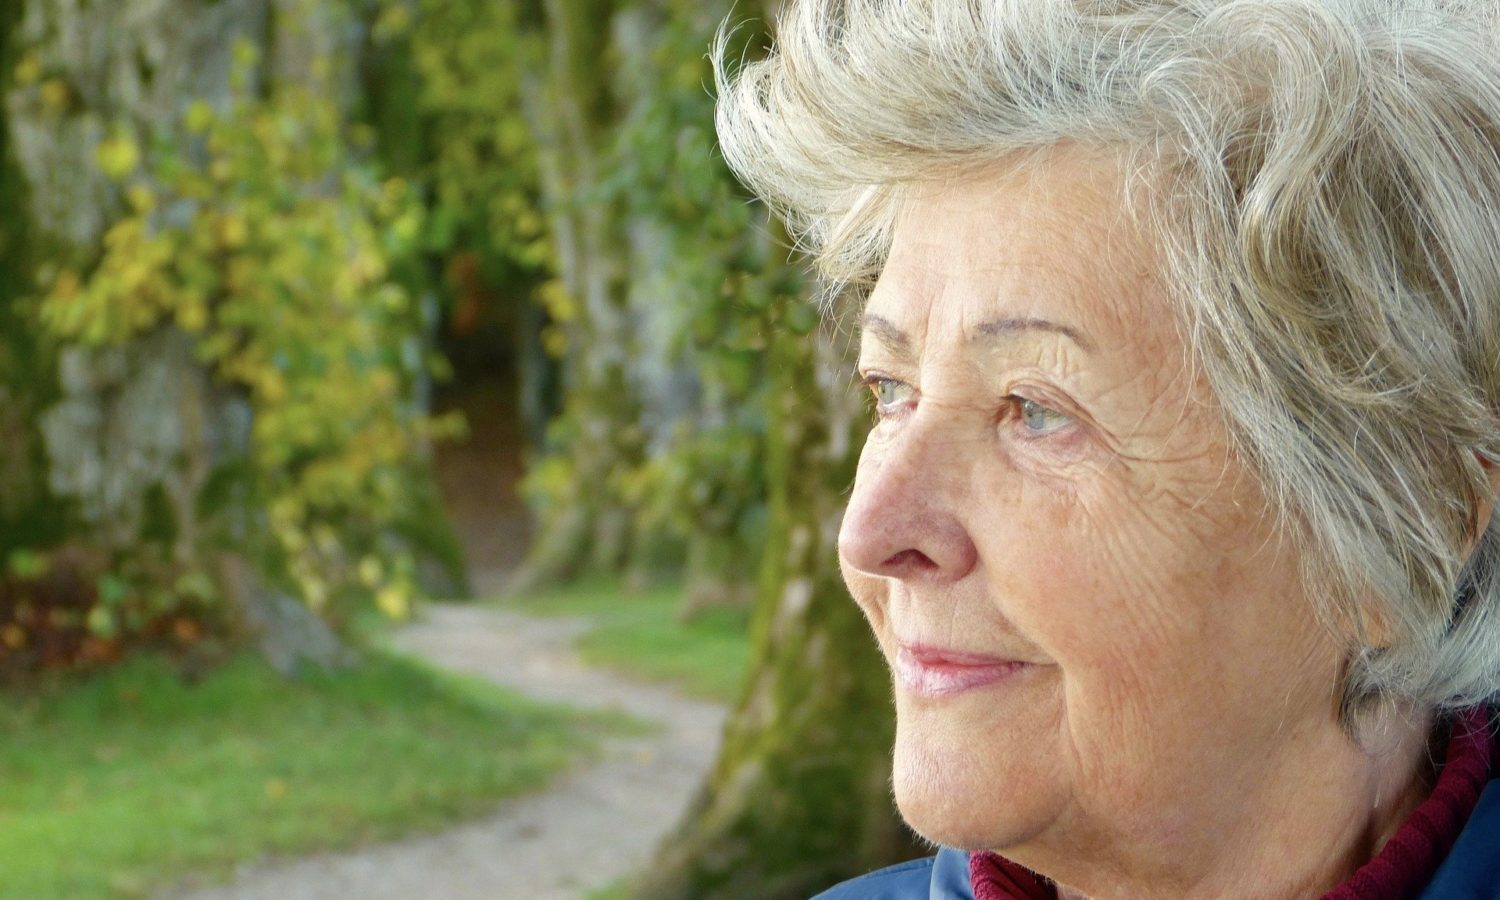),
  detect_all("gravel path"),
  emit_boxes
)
[168,603,729,900]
